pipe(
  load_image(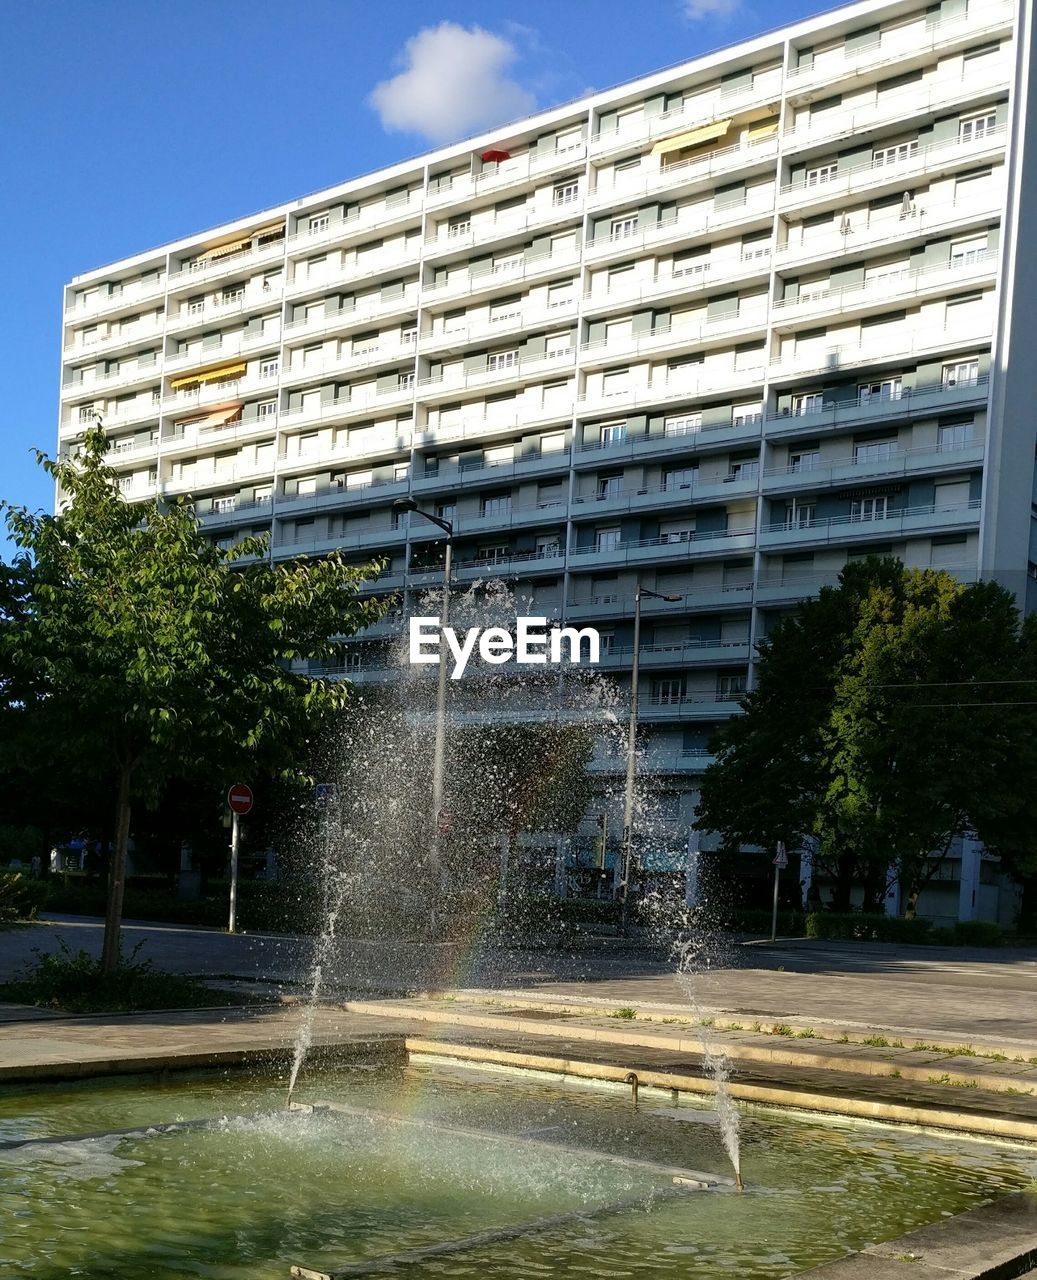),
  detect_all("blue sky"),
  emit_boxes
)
[0,0,830,552]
